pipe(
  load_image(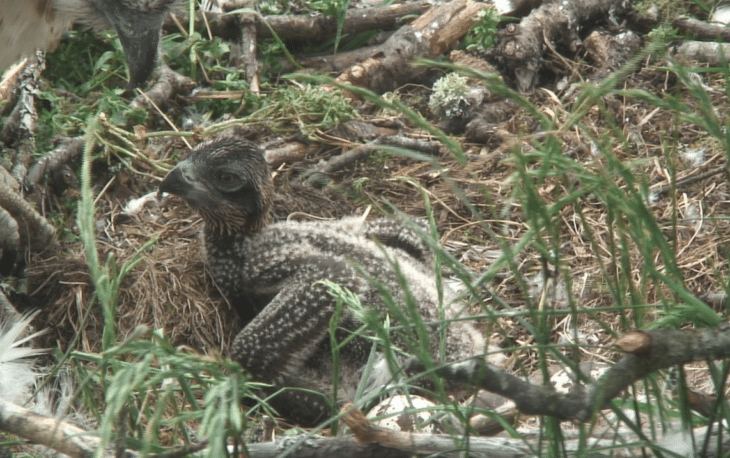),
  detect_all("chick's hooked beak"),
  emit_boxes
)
[158,164,187,199]
[157,159,219,211]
